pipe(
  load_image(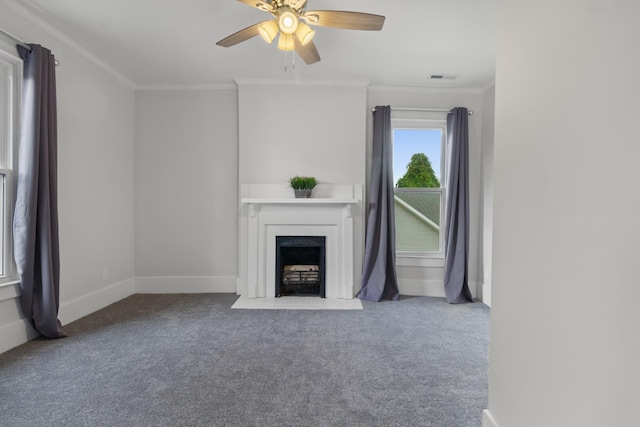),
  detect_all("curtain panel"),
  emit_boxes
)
[358,106,399,302]
[444,107,474,304]
[14,44,66,338]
